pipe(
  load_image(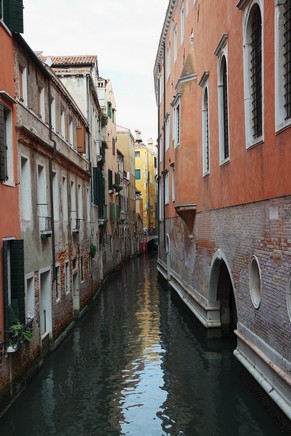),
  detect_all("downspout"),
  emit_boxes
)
[48,78,57,281]
[163,41,166,250]
[157,68,161,242]
[86,75,92,185]
[85,74,94,292]
[86,75,93,238]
